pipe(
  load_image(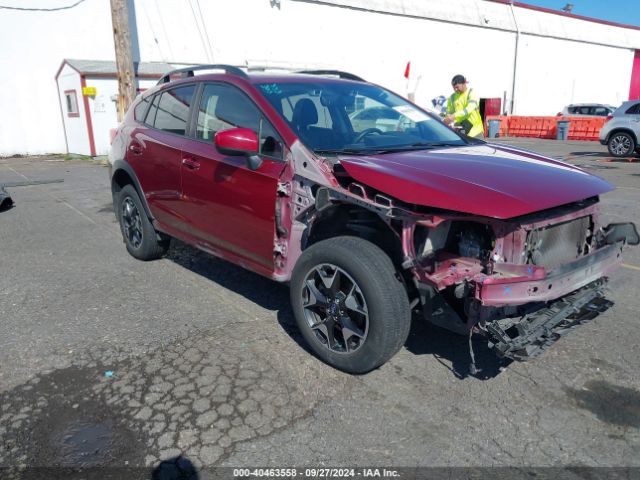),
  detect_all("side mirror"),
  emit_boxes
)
[214,128,263,170]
